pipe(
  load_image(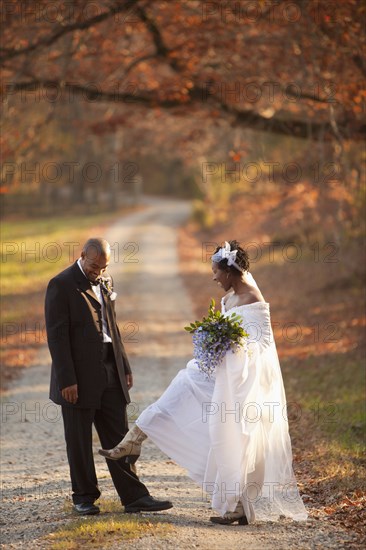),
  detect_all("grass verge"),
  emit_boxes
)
[46,498,172,549]
[47,515,172,549]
